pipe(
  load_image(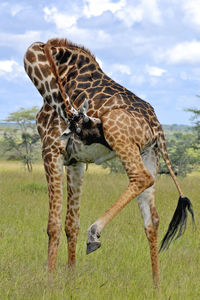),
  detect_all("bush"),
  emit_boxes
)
[102,157,125,173]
